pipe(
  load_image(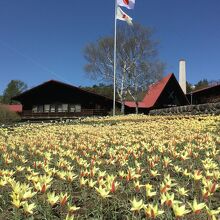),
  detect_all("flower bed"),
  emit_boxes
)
[0,115,219,219]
